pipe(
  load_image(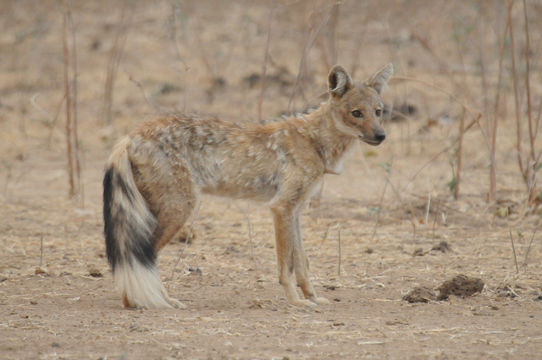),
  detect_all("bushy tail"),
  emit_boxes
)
[103,137,175,309]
